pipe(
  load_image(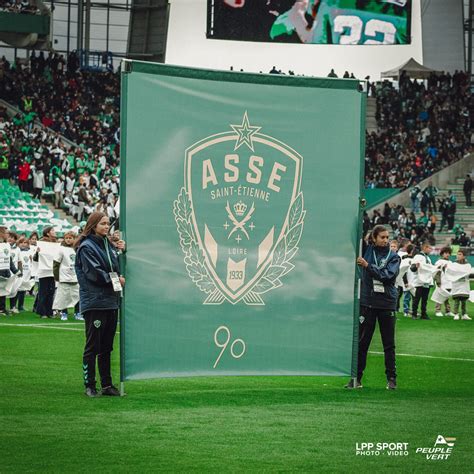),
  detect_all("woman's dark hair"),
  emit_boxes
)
[75,211,107,249]
[29,231,39,240]
[369,225,388,244]
[41,226,57,242]
[439,246,452,255]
